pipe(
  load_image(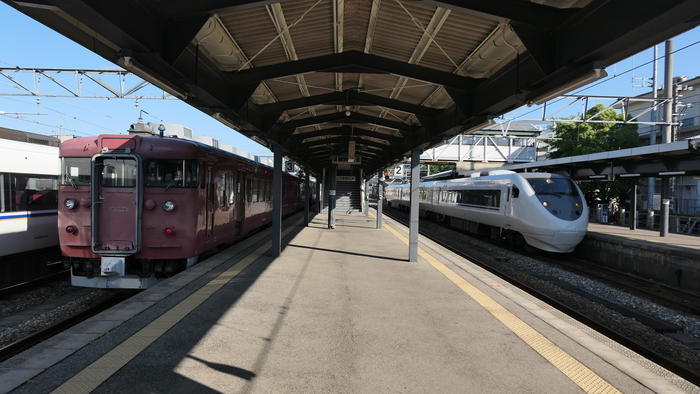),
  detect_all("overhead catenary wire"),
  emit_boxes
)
[507,39,700,122]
